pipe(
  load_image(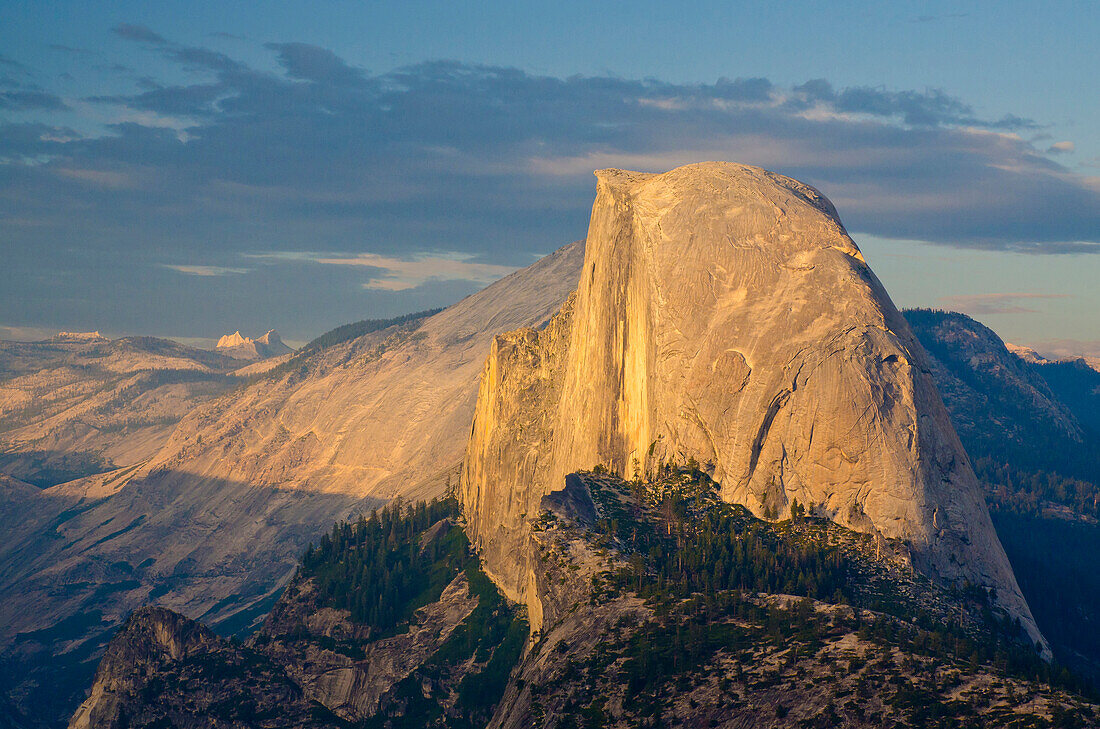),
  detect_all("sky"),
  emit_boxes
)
[1,1,1098,353]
